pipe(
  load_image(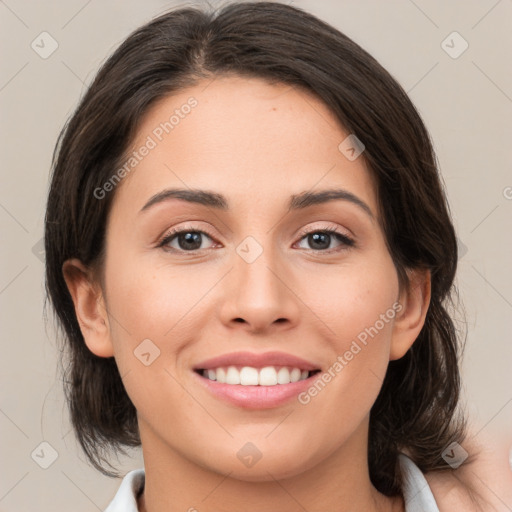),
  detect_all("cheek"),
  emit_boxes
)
[104,261,201,353]
[301,255,399,349]
[101,261,204,424]
[294,257,399,412]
